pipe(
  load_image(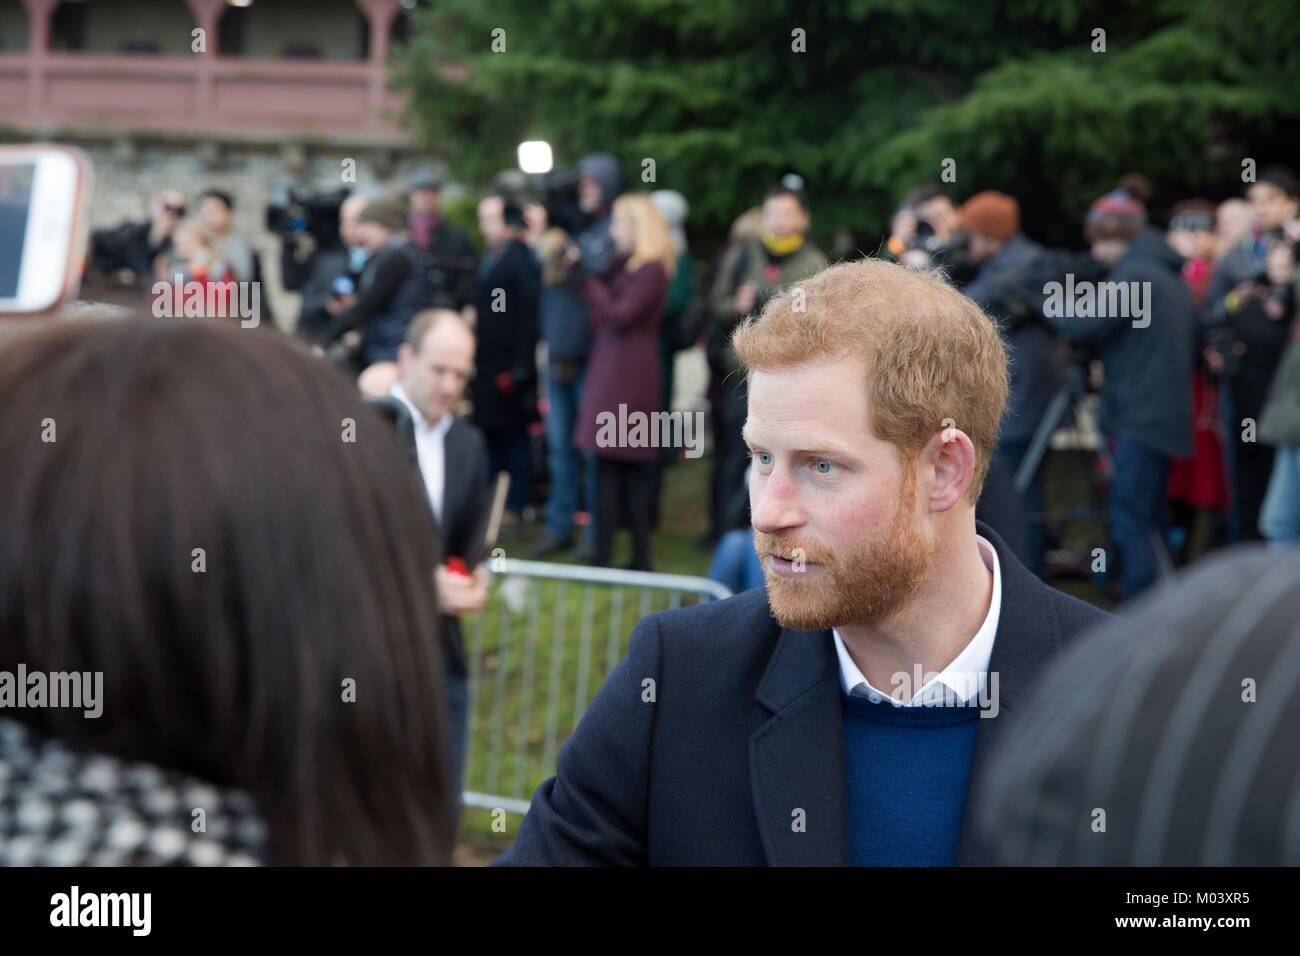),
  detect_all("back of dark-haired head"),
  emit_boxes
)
[1116,172,1152,204]
[198,188,235,211]
[763,183,809,214]
[1258,165,1300,200]
[974,544,1300,865]
[0,317,455,865]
